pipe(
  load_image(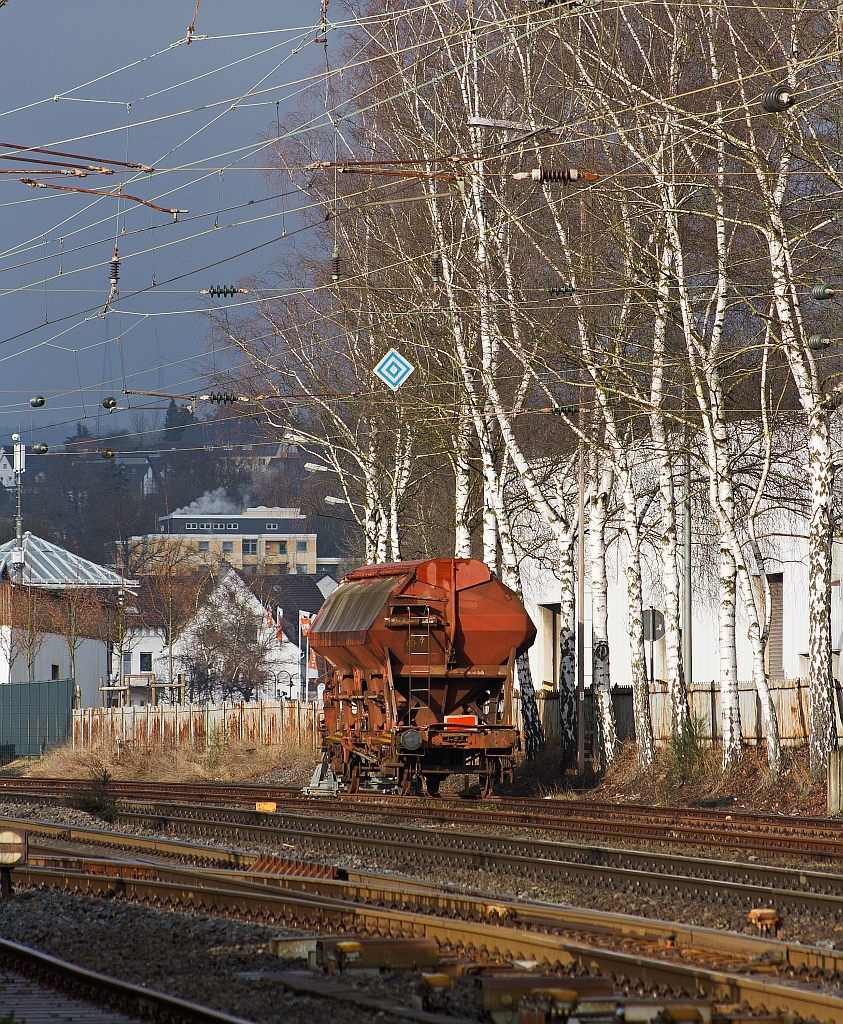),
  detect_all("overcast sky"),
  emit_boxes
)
[0,1,322,448]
